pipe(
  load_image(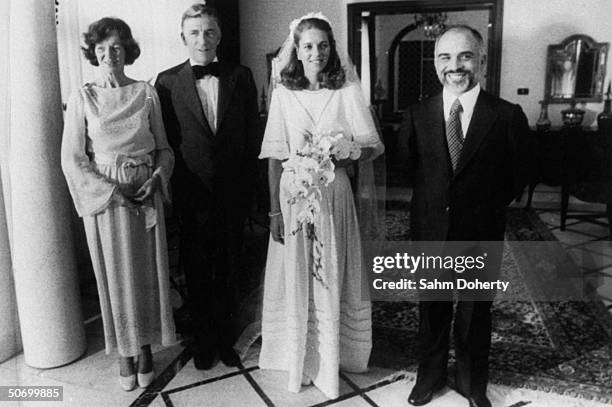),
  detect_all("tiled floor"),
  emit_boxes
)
[518,184,612,311]
[1,185,611,407]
